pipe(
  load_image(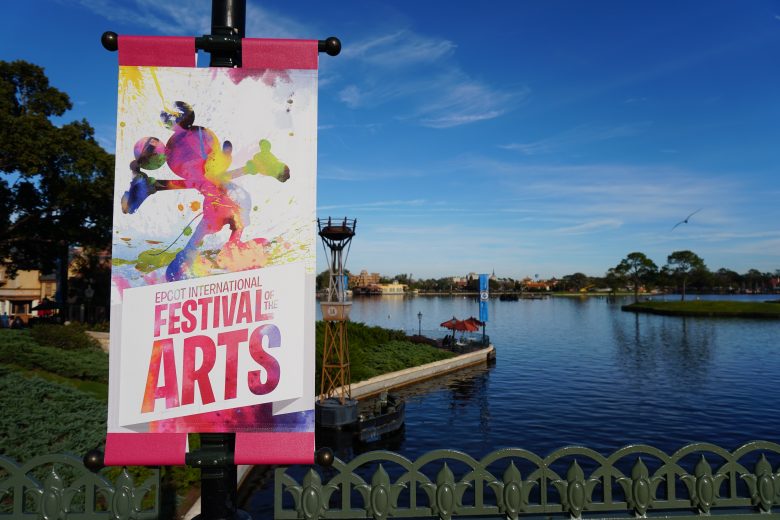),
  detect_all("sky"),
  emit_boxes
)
[2,1,780,279]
